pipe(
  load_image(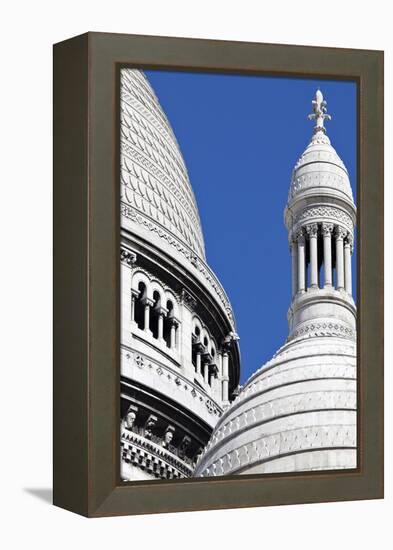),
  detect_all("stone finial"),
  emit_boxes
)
[308,89,331,134]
